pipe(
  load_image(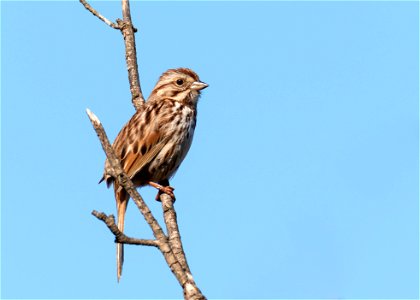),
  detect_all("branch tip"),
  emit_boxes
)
[79,0,120,30]
[86,108,101,125]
